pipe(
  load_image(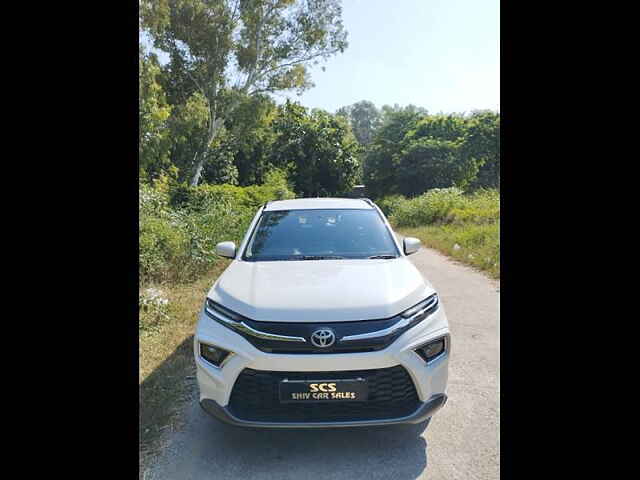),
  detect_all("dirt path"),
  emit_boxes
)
[144,244,500,480]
